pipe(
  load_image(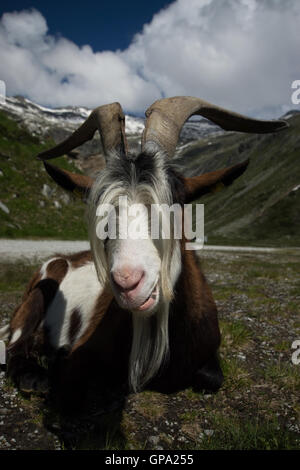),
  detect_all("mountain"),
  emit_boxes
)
[0,96,223,171]
[0,96,299,246]
[175,111,300,246]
